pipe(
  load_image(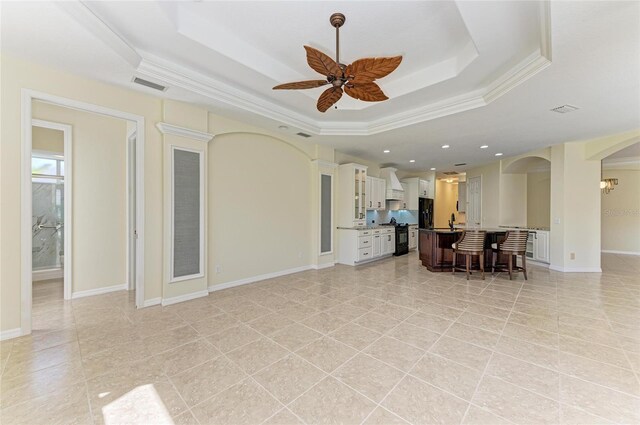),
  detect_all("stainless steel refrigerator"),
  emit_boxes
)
[419,198,434,229]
